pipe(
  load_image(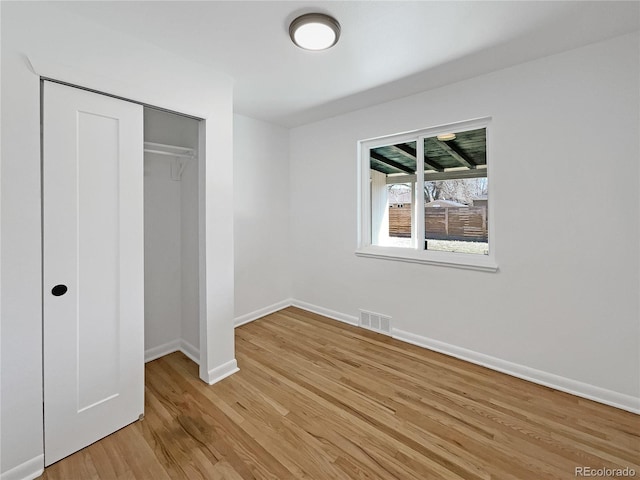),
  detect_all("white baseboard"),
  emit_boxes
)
[145,339,200,365]
[145,340,181,363]
[231,300,638,413]
[233,298,359,329]
[180,339,200,364]
[1,455,44,480]
[393,328,640,414]
[290,299,359,326]
[234,299,293,327]
[207,359,239,385]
